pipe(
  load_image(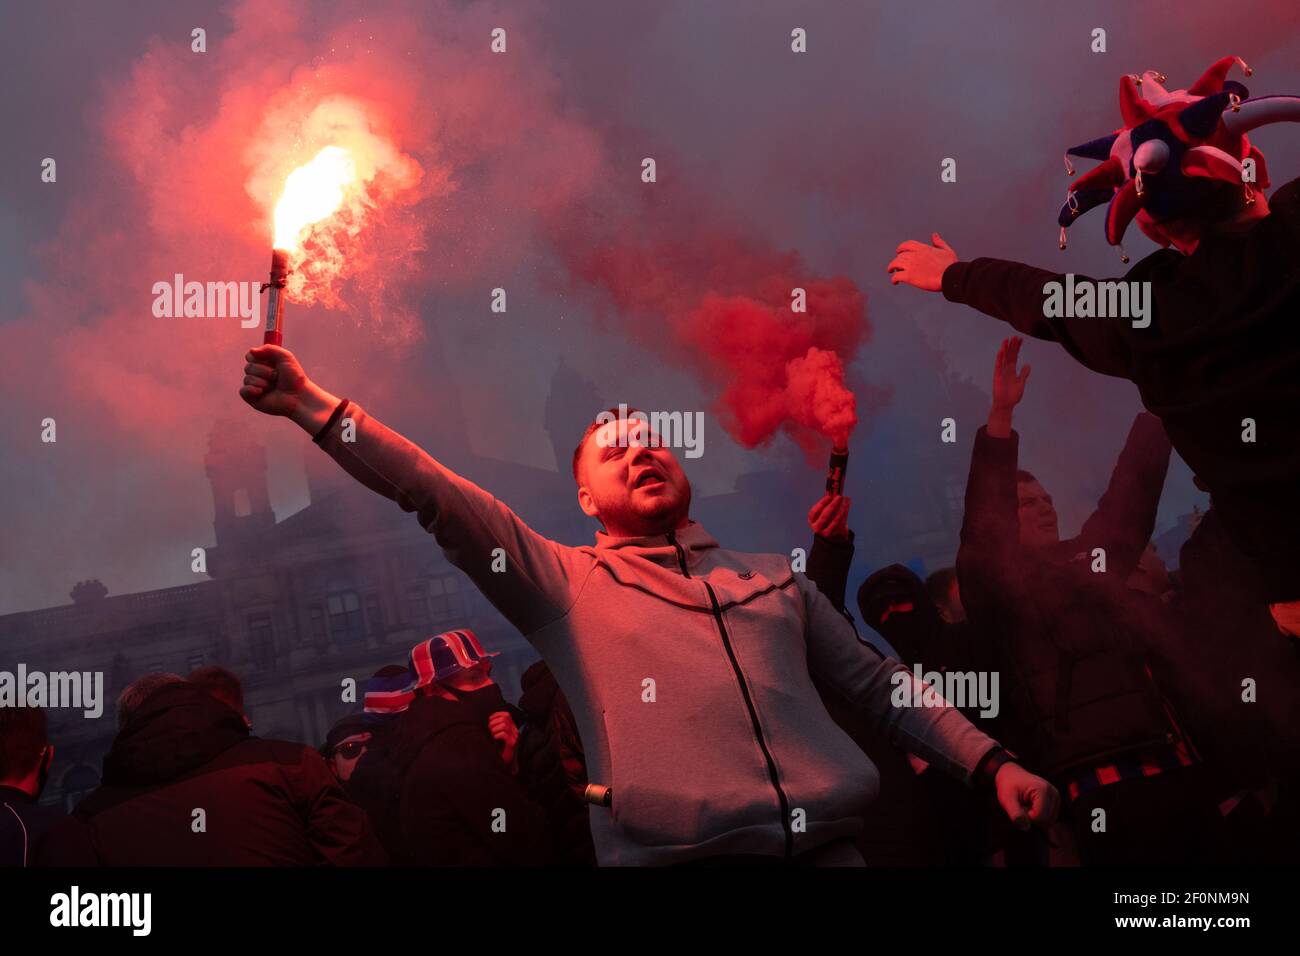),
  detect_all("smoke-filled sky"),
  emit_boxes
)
[2,0,1298,614]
